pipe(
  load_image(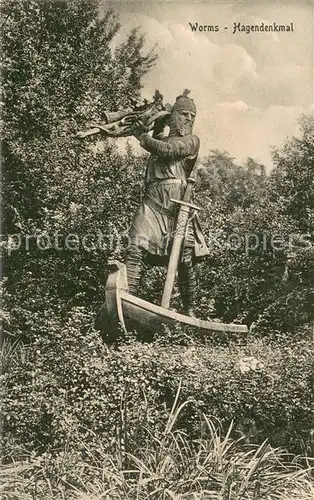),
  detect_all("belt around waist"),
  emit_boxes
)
[146,179,187,188]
